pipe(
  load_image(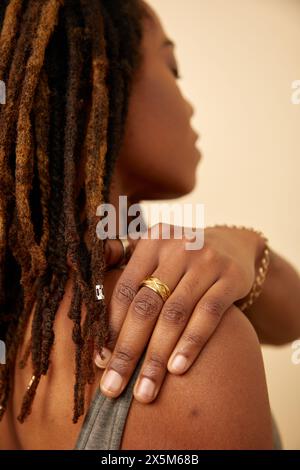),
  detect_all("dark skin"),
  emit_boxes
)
[89,1,300,405]
[1,0,298,449]
[0,269,273,449]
